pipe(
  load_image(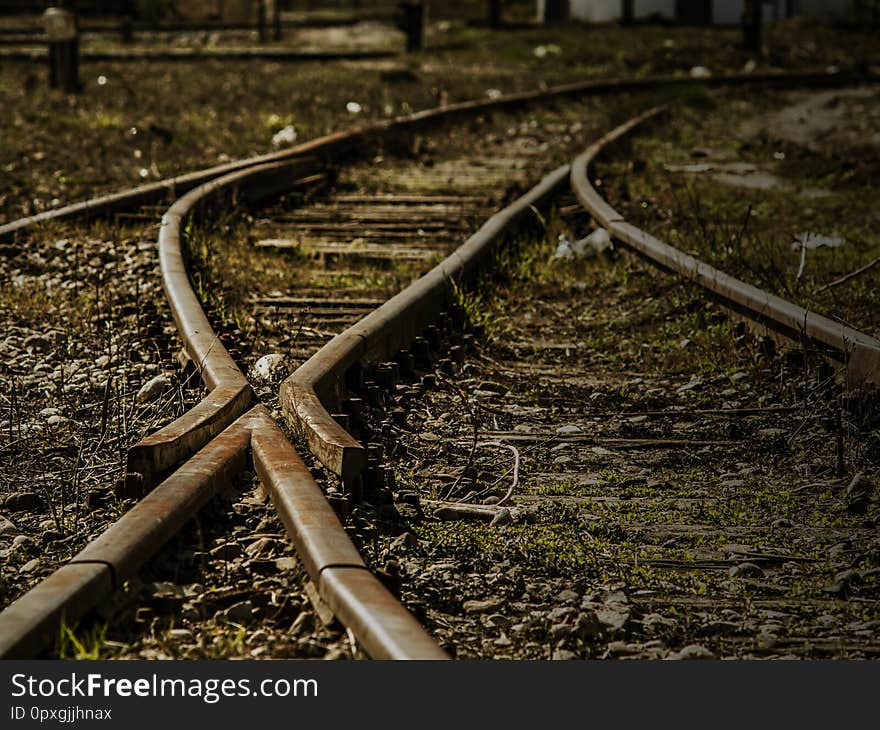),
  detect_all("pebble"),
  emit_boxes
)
[390,532,418,552]
[244,537,275,558]
[19,558,41,574]
[556,589,579,604]
[596,606,630,632]
[551,648,578,660]
[485,614,511,630]
[3,491,42,512]
[489,508,511,527]
[463,597,505,614]
[729,562,765,578]
[556,424,582,435]
[136,374,171,404]
[251,354,288,384]
[210,542,244,561]
[550,623,573,641]
[275,557,299,572]
[221,600,254,624]
[758,428,786,437]
[667,644,715,660]
[574,611,602,640]
[0,515,17,536]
